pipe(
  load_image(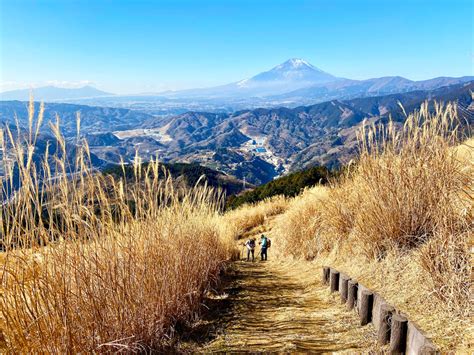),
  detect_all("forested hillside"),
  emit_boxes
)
[226,165,331,209]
